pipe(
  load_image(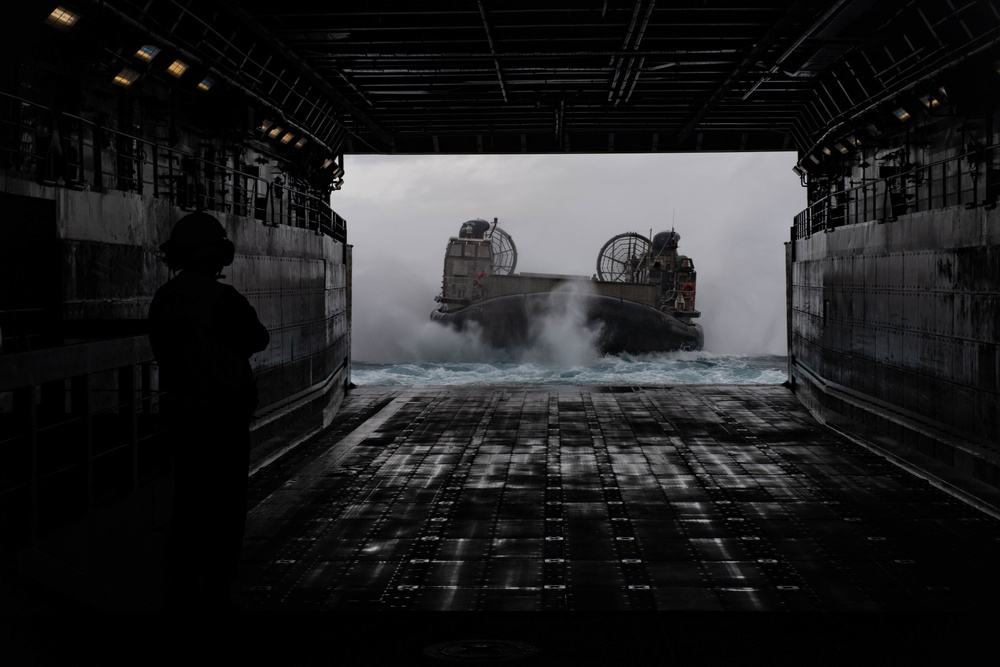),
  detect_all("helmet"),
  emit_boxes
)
[159,211,235,270]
